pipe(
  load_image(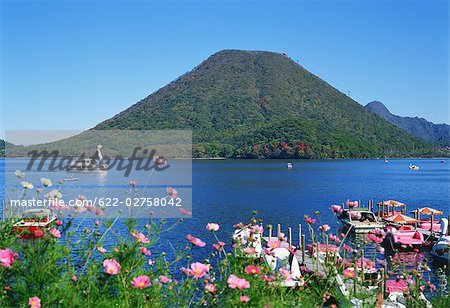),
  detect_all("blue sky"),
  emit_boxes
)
[1,0,448,140]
